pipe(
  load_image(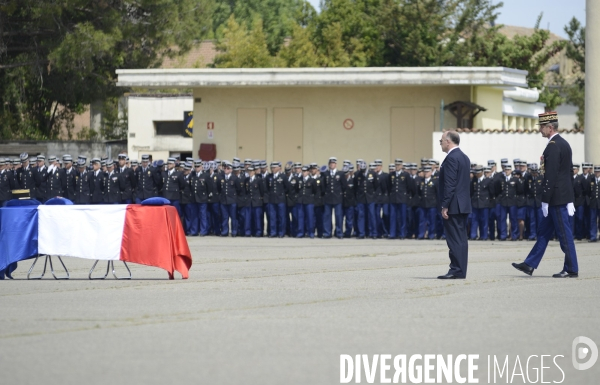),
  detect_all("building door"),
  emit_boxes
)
[273,108,303,163]
[390,107,435,162]
[237,108,267,160]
